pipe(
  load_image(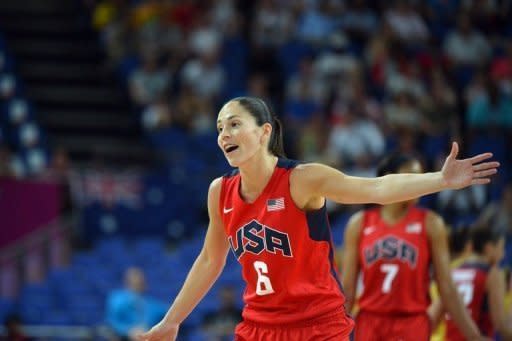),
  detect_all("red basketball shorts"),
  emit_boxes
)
[354,310,431,341]
[234,309,354,341]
